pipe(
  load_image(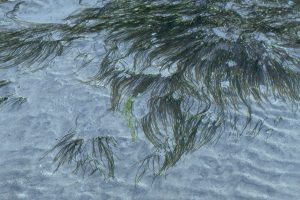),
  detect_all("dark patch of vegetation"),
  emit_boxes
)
[41,130,117,178]
[0,24,77,70]
[0,96,8,105]
[0,80,10,105]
